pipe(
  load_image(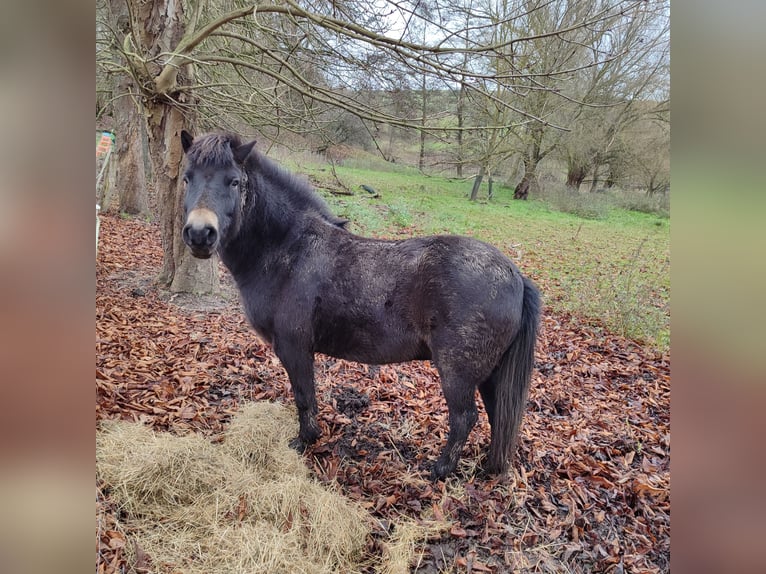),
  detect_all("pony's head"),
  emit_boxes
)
[180,130,256,258]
